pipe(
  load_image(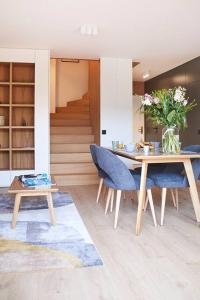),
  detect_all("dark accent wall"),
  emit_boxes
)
[144,56,200,146]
